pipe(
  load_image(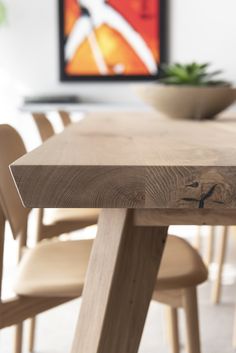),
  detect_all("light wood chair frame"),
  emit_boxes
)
[154,286,201,353]
[0,205,74,353]
[0,120,96,353]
